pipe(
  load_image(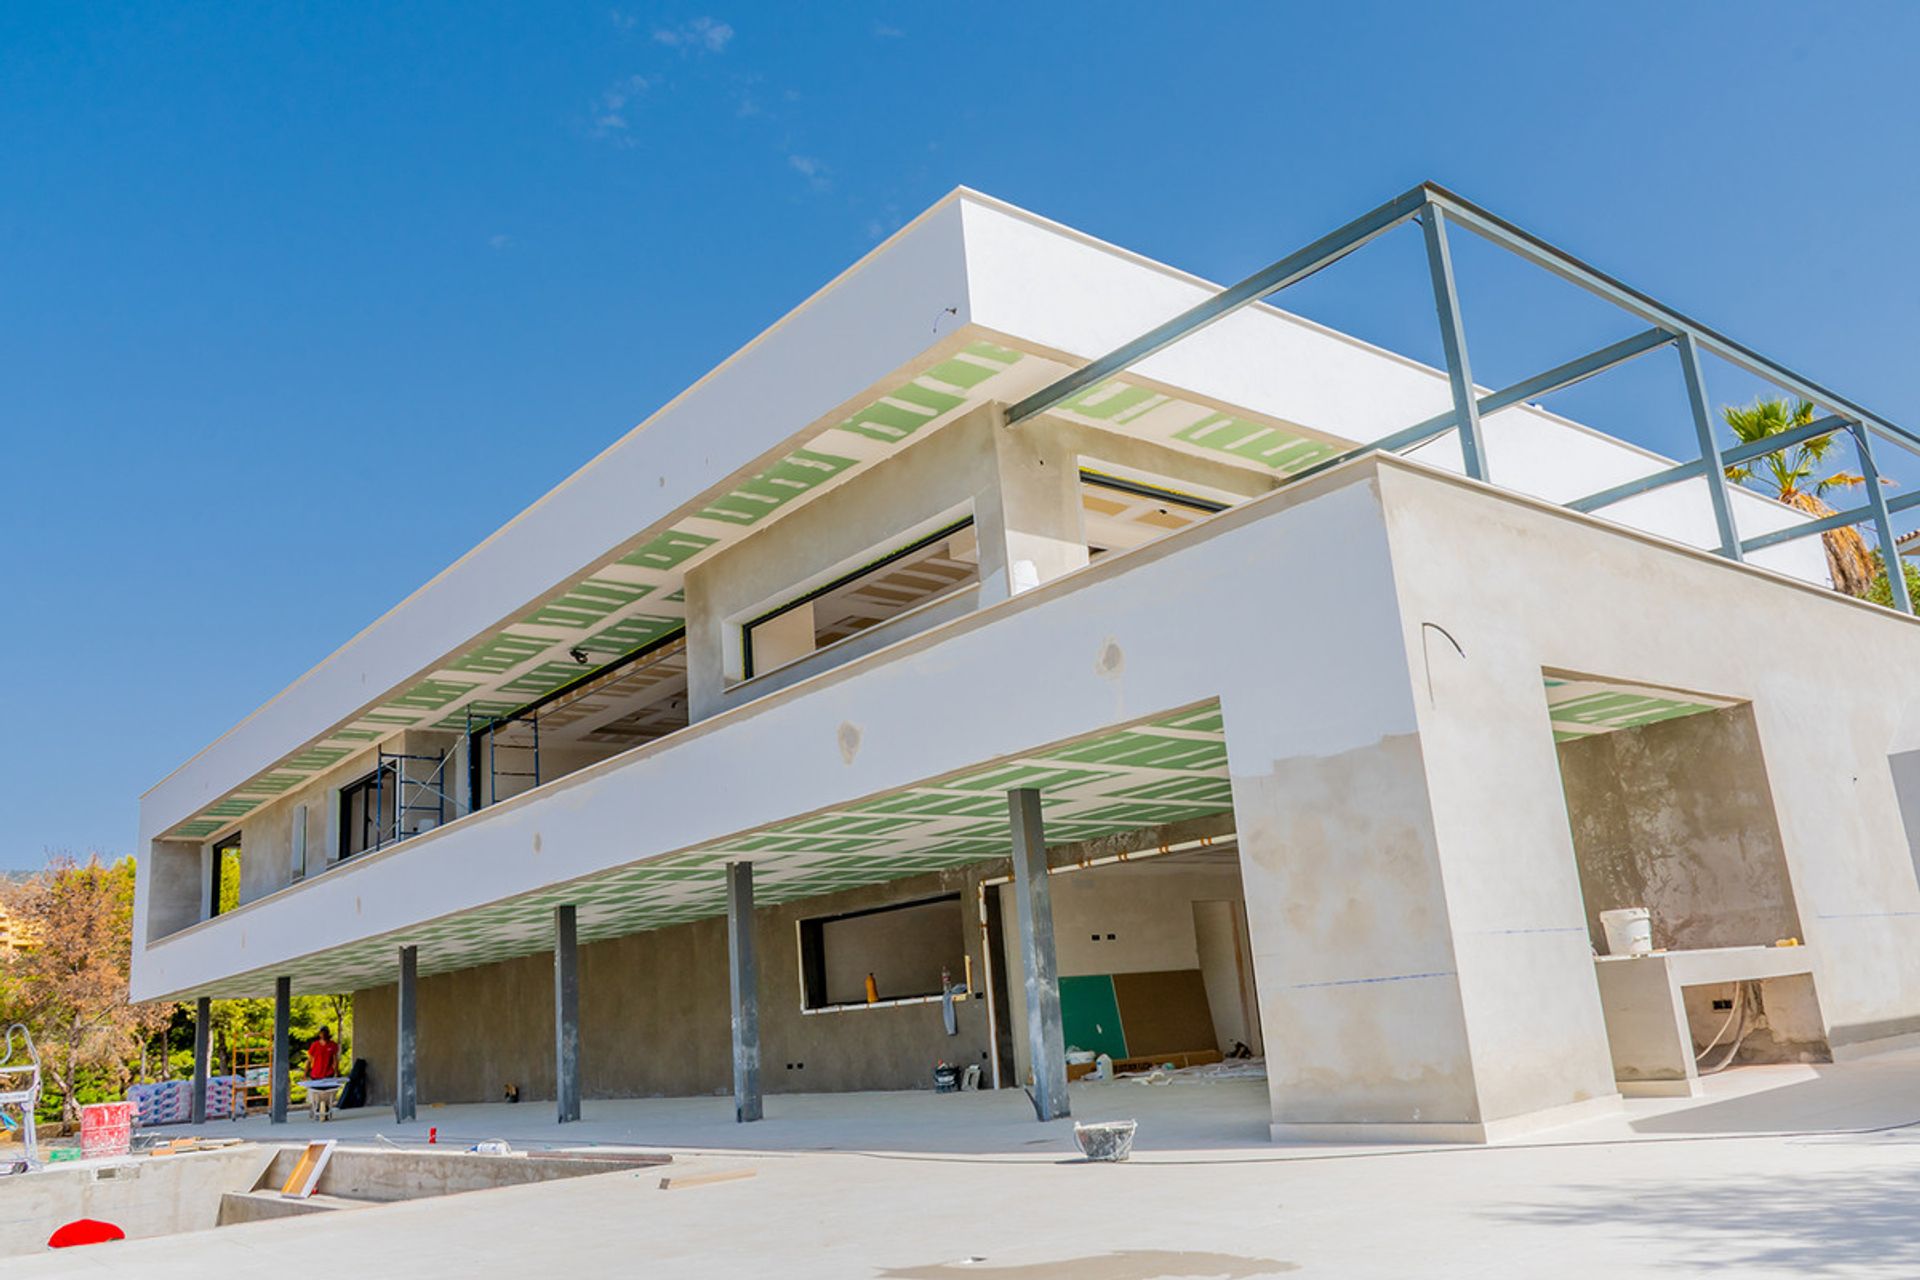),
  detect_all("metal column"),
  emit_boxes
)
[270,976,290,1124]
[395,944,418,1124]
[726,862,762,1123]
[1853,423,1914,614]
[1677,332,1744,562]
[554,904,581,1124]
[1008,788,1069,1121]
[190,996,210,1125]
[1420,204,1488,482]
